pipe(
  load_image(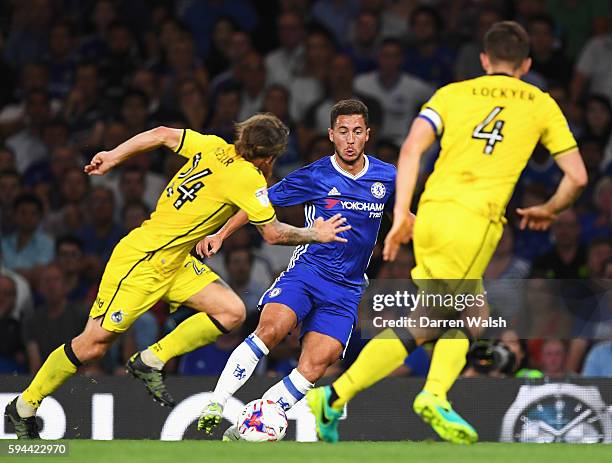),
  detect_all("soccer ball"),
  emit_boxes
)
[236,399,288,442]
